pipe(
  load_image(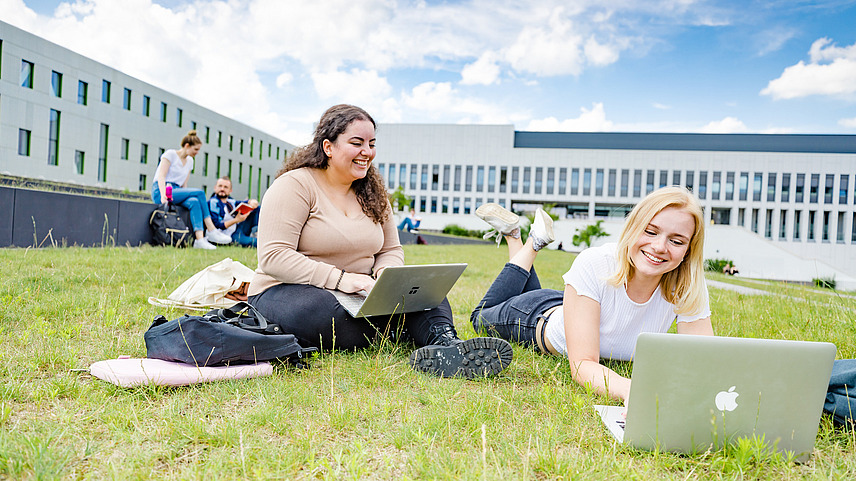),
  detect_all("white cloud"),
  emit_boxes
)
[401,82,515,124]
[526,103,614,131]
[653,102,671,110]
[584,35,620,66]
[460,52,501,86]
[840,117,856,128]
[505,7,585,76]
[700,117,749,133]
[761,38,856,100]
[275,73,293,88]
